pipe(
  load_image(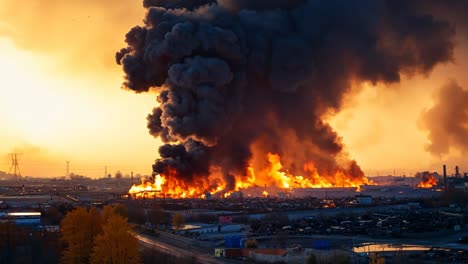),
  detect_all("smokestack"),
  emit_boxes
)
[131,171,134,185]
[455,166,460,178]
[443,164,447,190]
